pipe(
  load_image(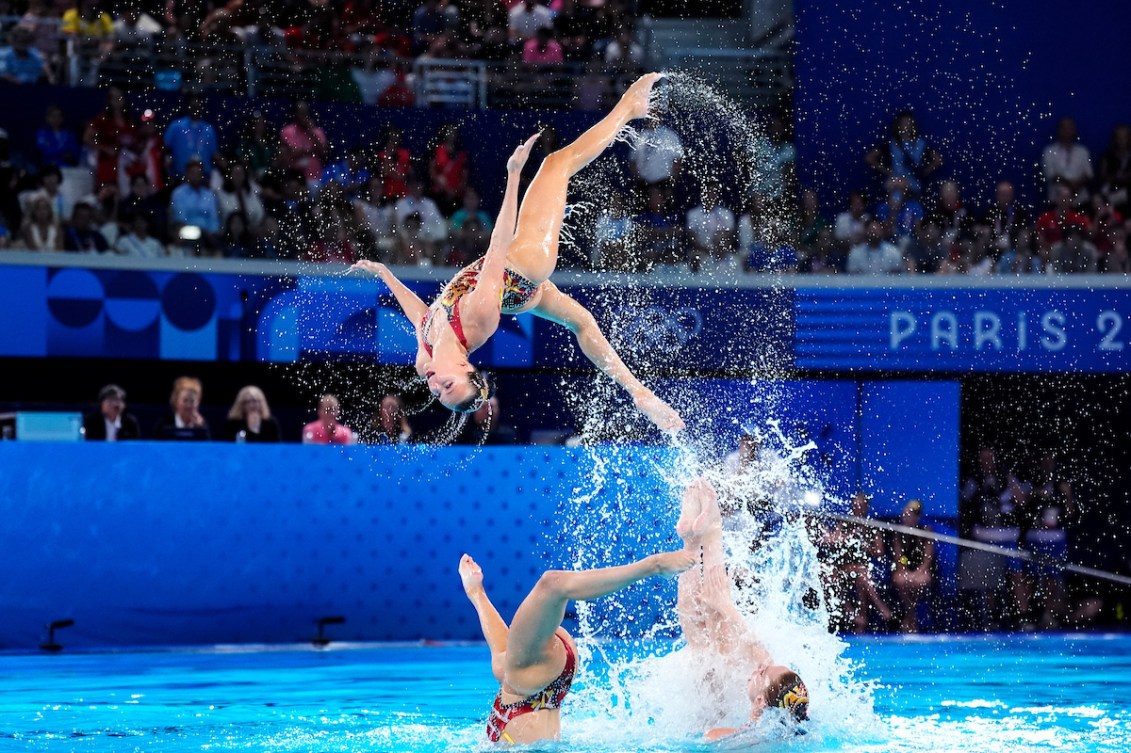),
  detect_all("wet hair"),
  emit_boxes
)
[452,369,495,413]
[765,671,809,723]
